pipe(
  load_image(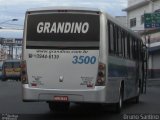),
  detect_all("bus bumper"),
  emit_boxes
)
[22,84,119,103]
